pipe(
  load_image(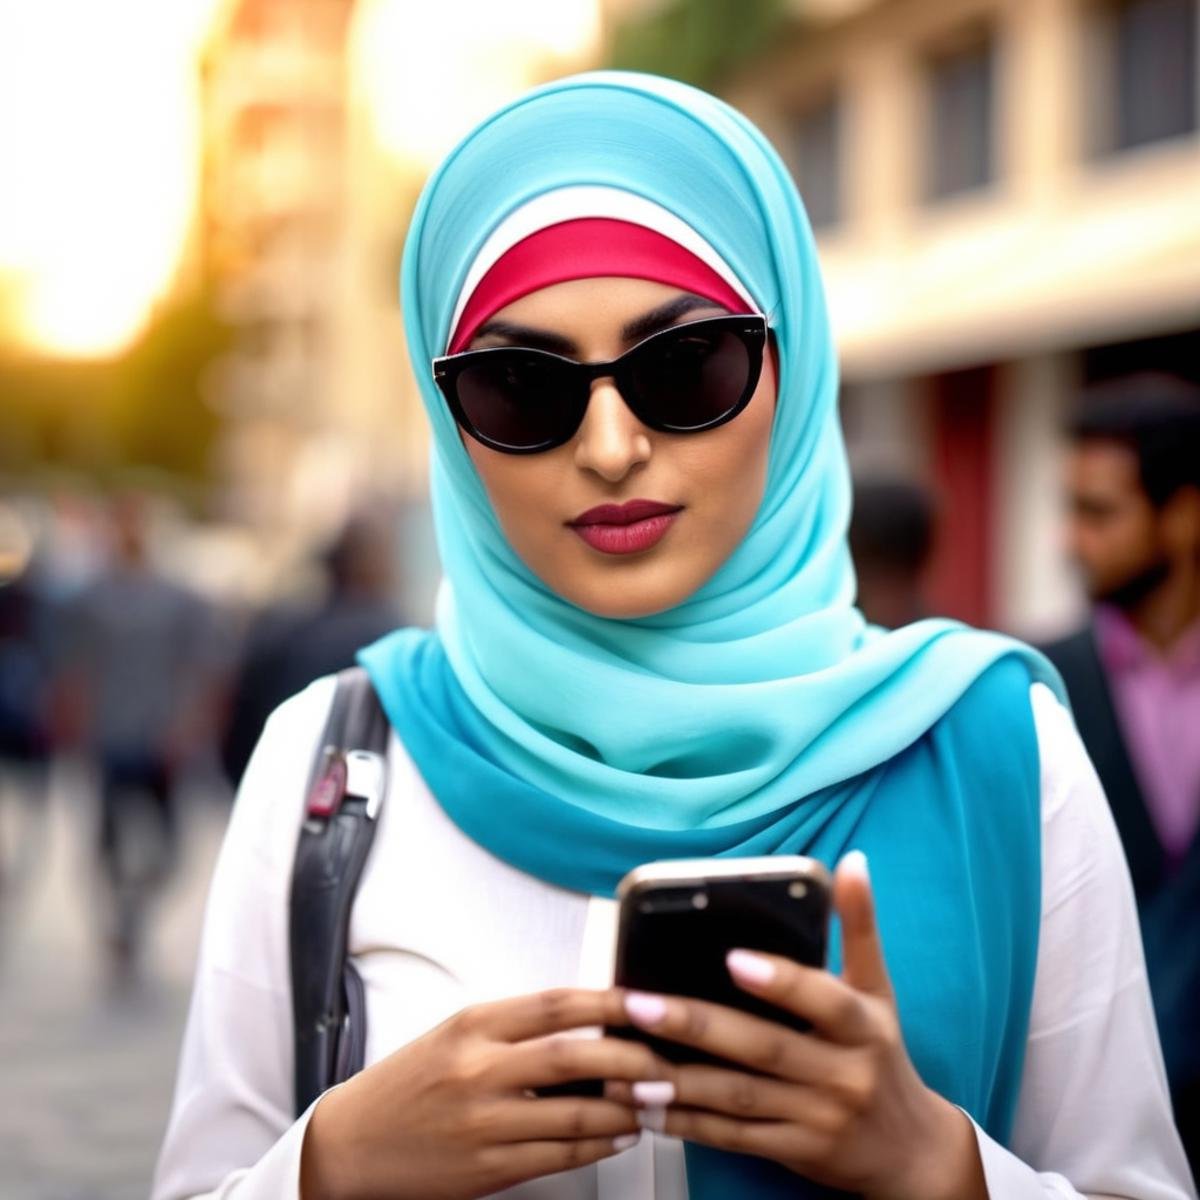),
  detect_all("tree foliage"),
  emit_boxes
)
[0,290,230,501]
[607,0,788,91]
